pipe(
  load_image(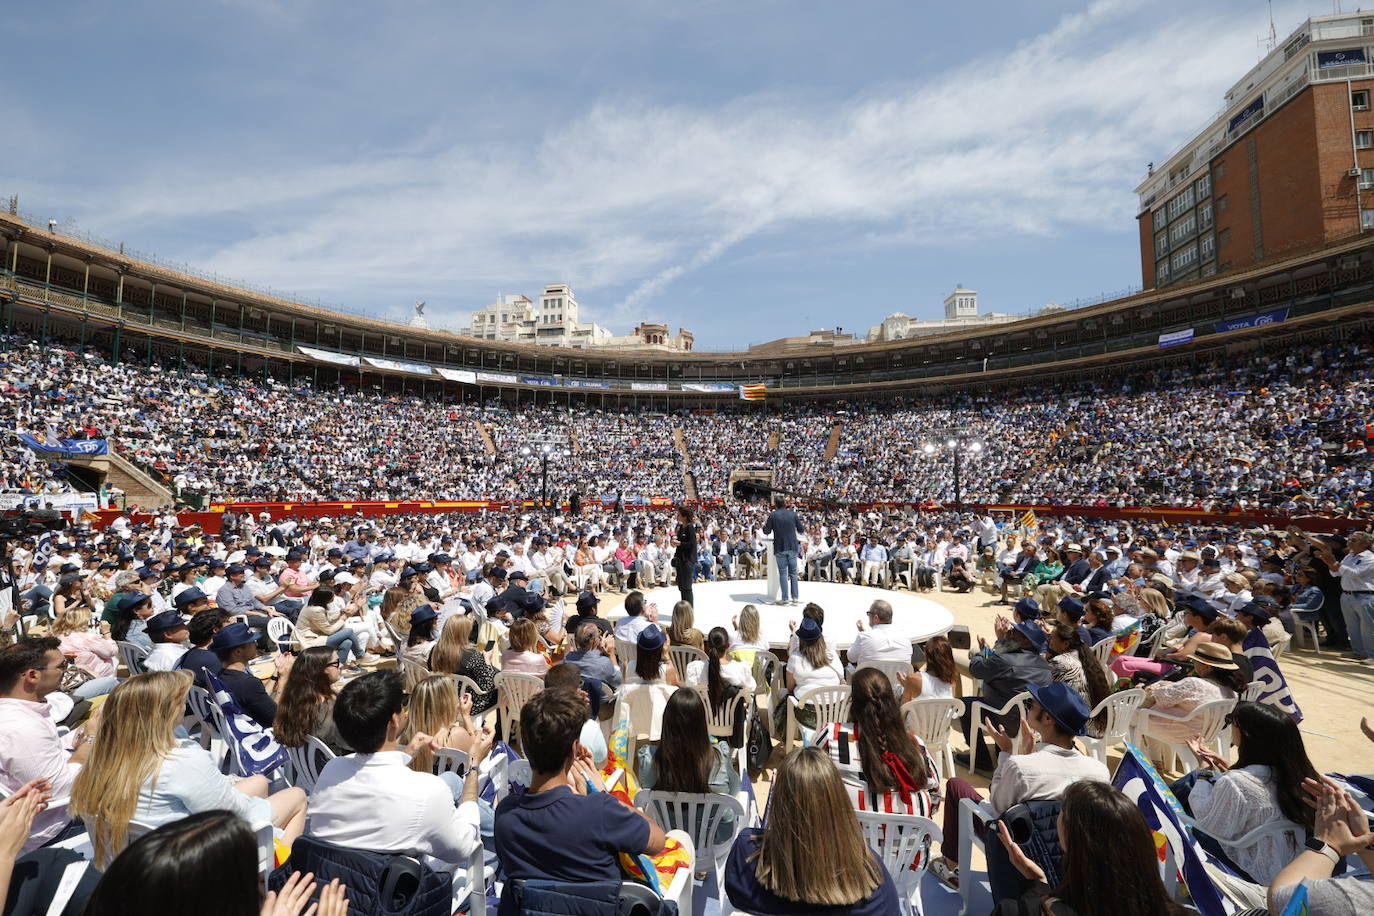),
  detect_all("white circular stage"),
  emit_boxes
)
[615,580,954,651]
